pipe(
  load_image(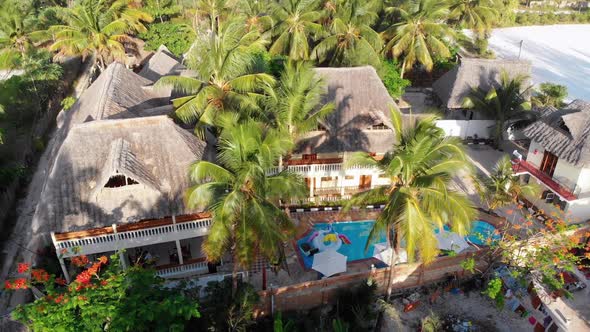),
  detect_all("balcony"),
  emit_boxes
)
[155,257,209,278]
[512,159,577,201]
[52,213,213,258]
